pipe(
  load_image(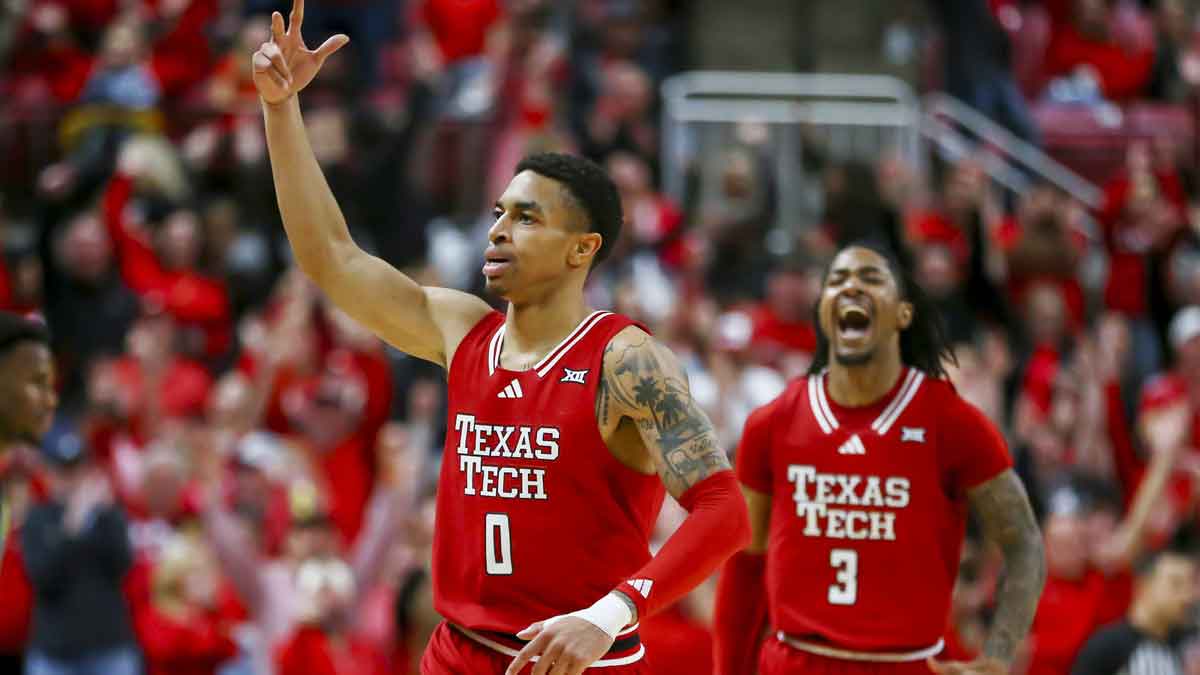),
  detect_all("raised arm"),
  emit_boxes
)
[253,0,491,367]
[1096,401,1191,571]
